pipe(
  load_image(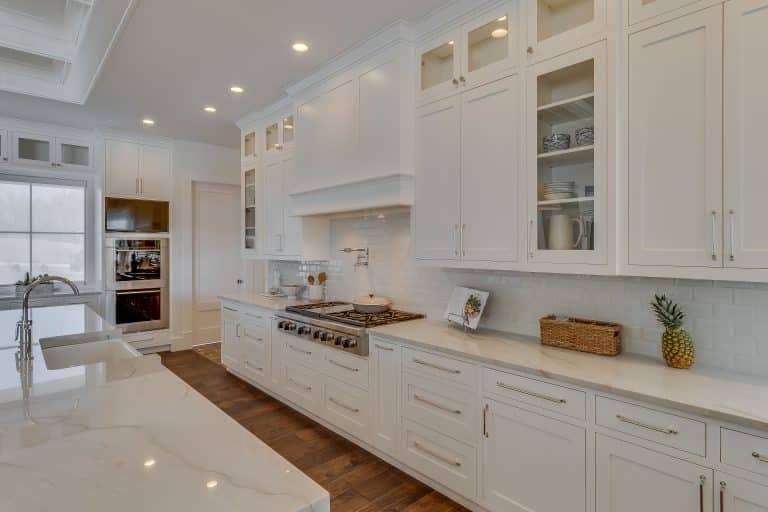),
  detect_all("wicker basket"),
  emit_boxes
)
[540,315,622,356]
